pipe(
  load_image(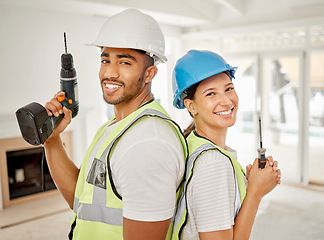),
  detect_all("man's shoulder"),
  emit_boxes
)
[111,115,184,158]
[126,115,179,139]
